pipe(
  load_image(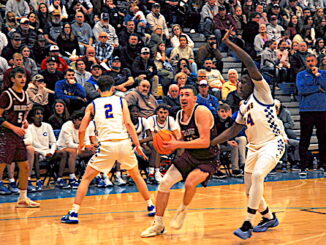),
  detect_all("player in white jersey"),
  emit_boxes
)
[211,29,286,240]
[61,75,156,224]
